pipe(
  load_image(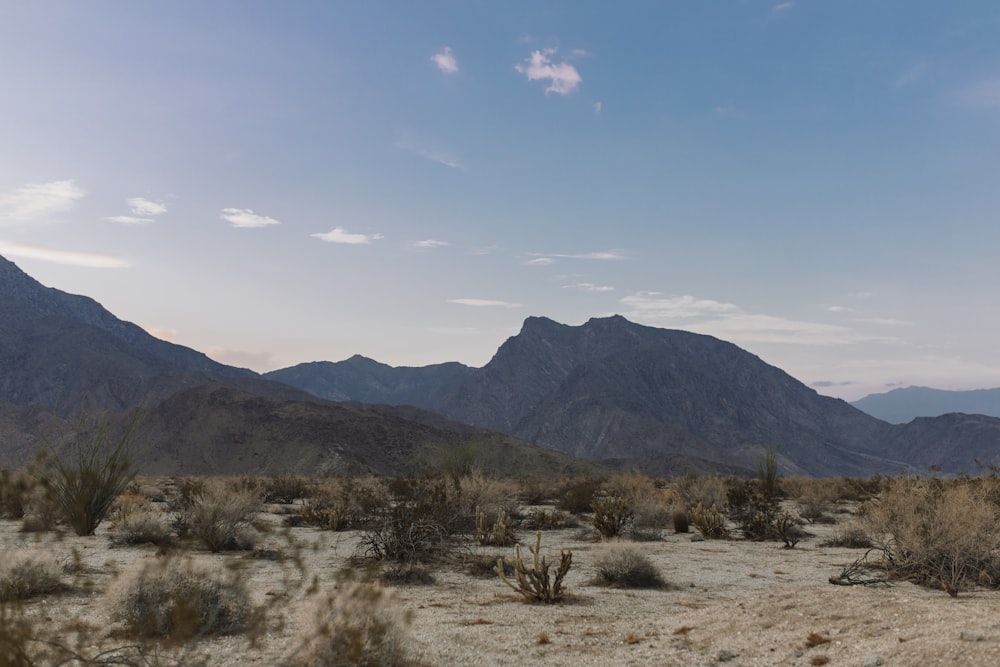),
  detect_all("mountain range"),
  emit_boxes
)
[3,253,1000,477]
[852,386,1000,424]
